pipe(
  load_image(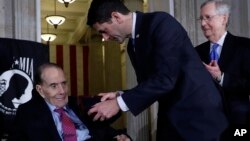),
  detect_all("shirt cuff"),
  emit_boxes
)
[117,95,129,112]
[219,72,224,85]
